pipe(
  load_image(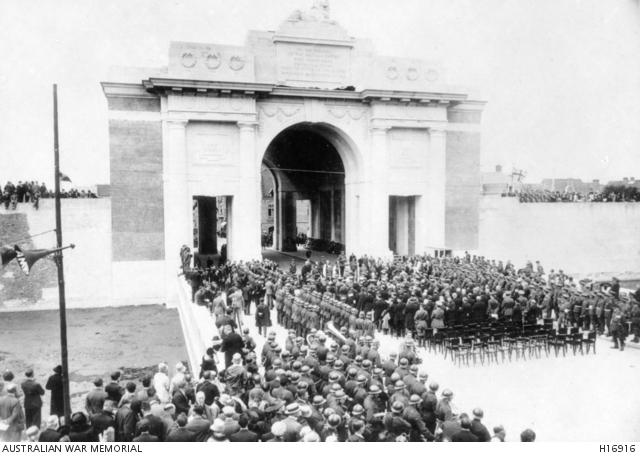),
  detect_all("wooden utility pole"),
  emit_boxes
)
[53,84,72,425]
